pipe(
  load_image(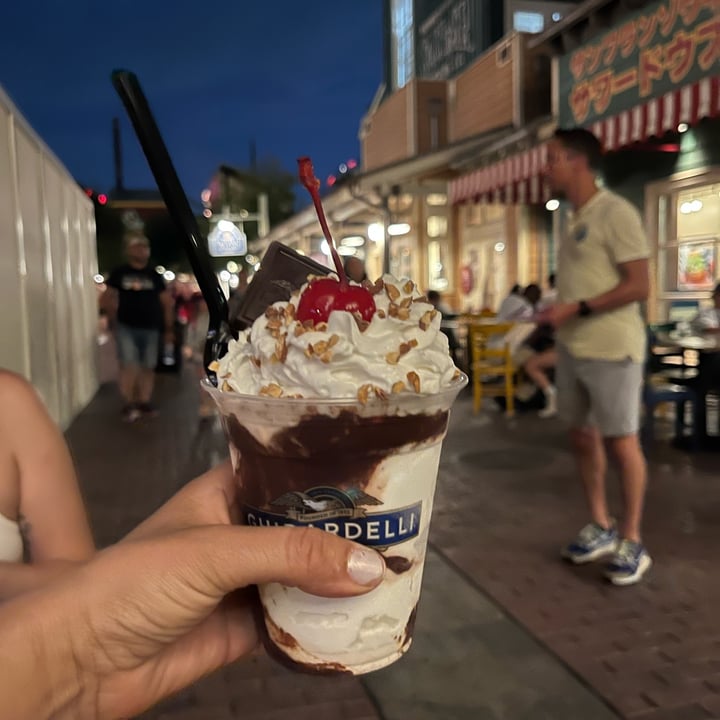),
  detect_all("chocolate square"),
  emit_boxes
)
[230,241,332,332]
